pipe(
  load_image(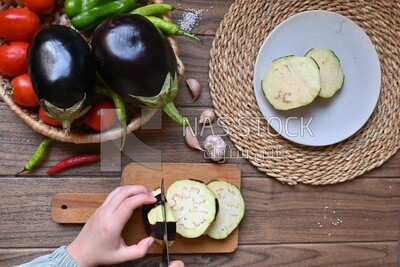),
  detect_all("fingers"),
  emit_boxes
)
[101,186,123,206]
[117,236,154,261]
[113,192,156,227]
[103,185,151,212]
[170,260,185,267]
